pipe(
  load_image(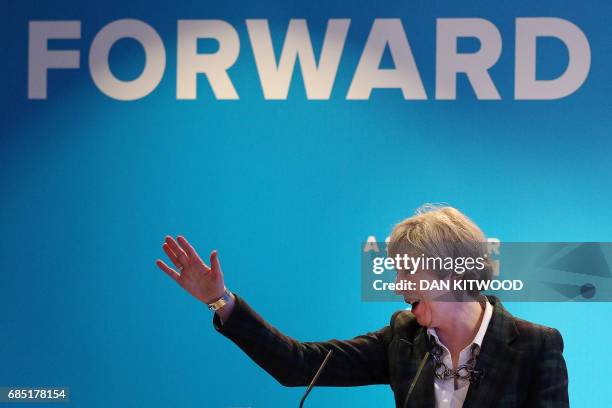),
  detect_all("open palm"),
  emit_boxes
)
[156,235,225,304]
